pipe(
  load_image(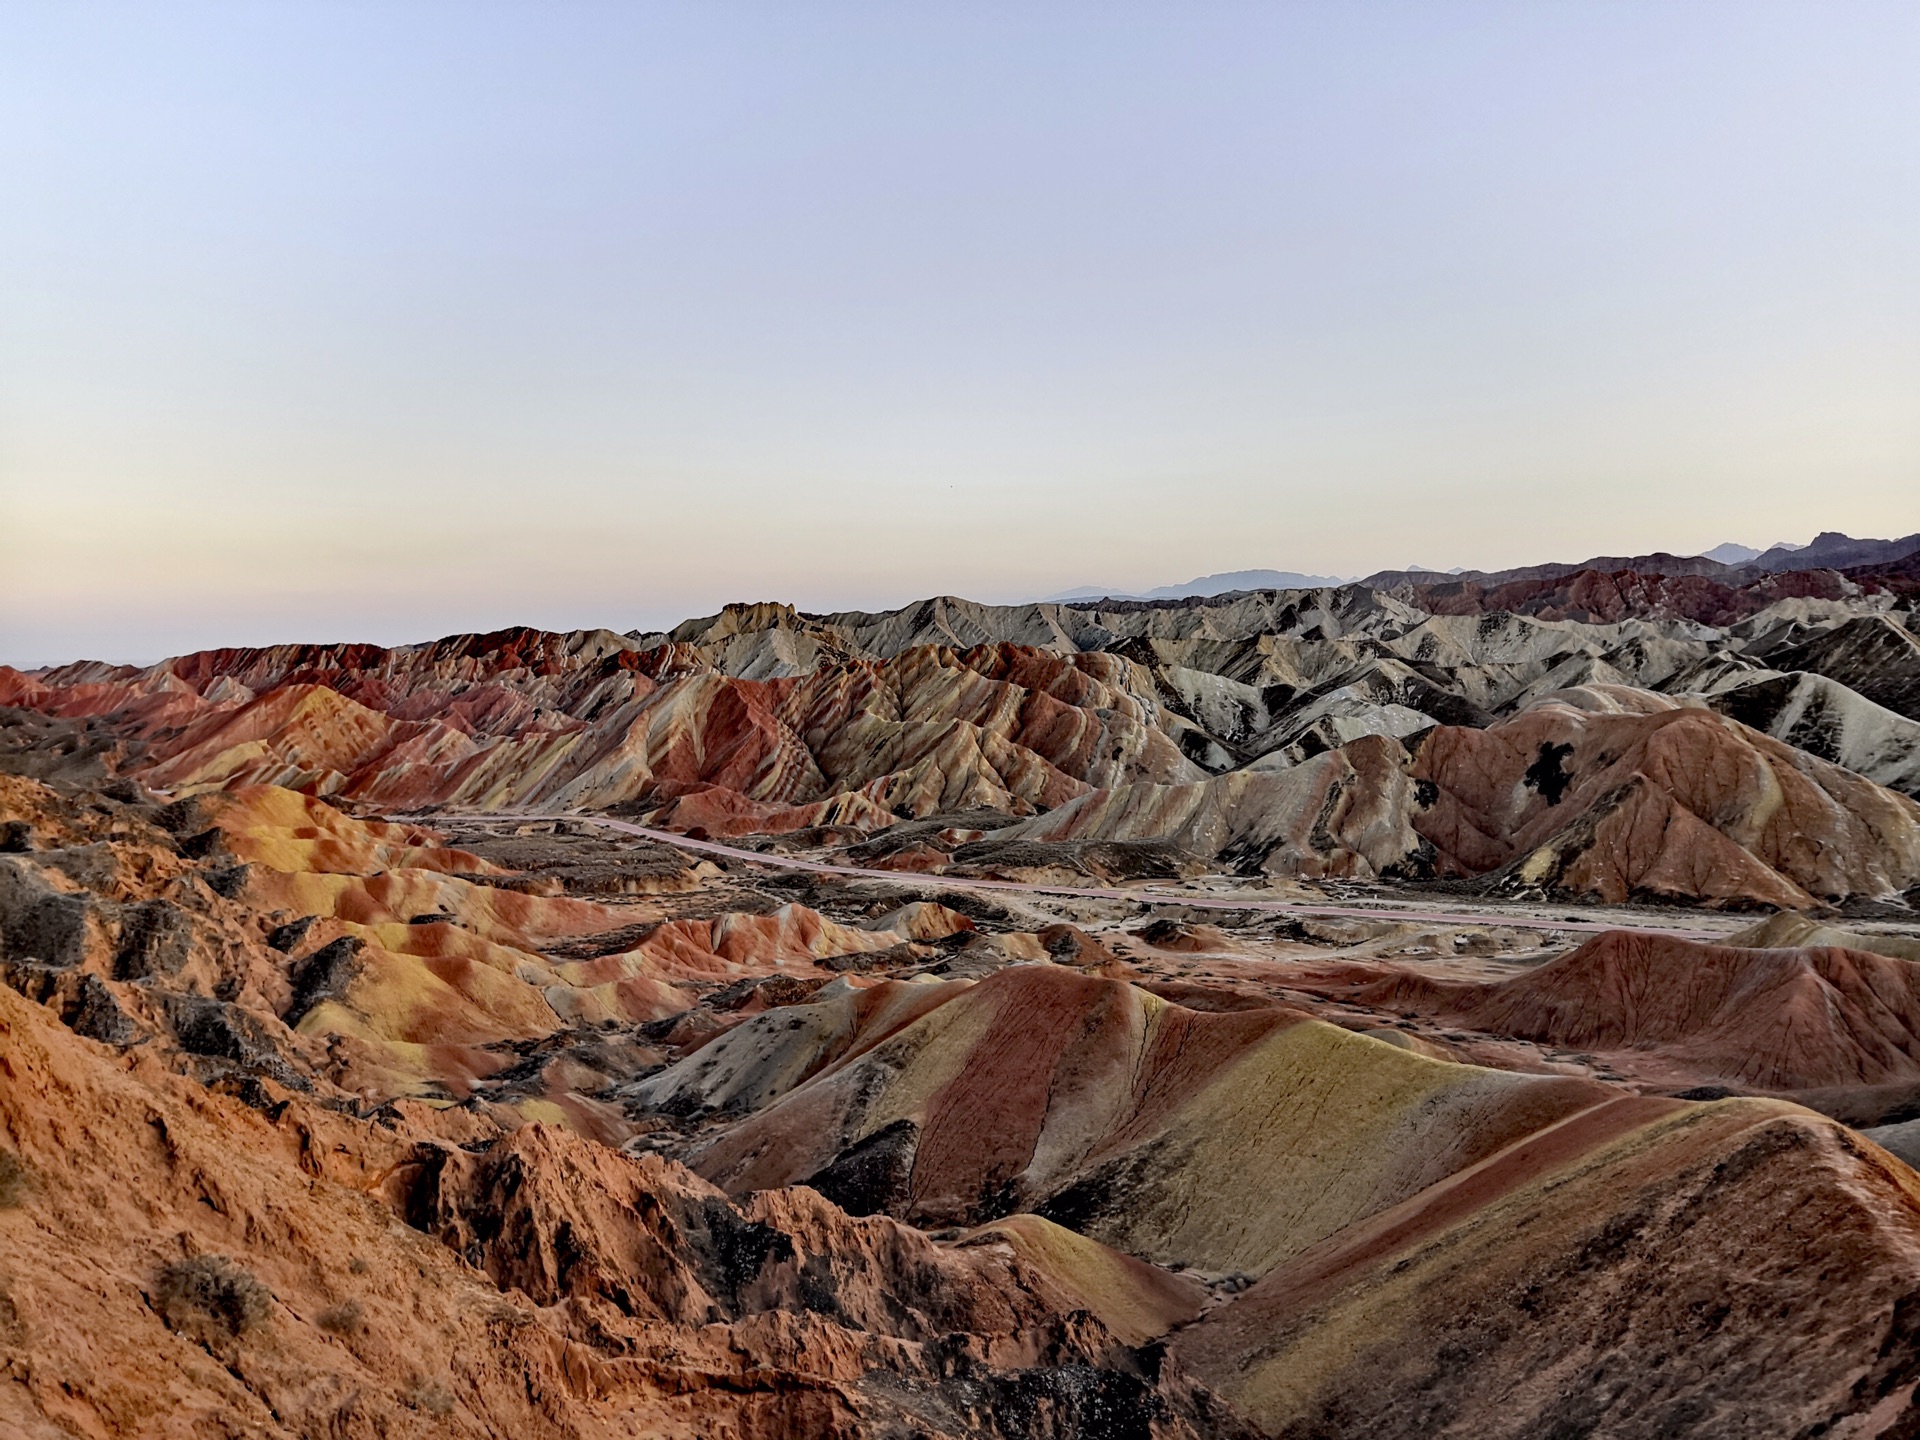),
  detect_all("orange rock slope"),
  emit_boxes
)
[0,776,946,1131]
[0,981,1241,1439]
[9,769,1920,1435]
